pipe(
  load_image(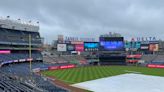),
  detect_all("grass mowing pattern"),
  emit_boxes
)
[42,66,164,84]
